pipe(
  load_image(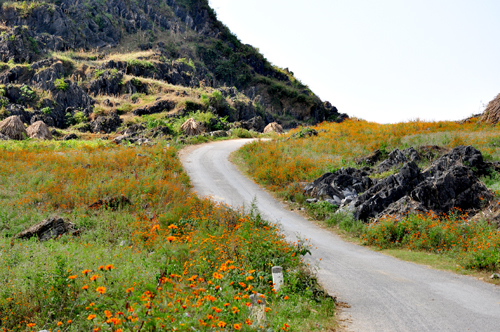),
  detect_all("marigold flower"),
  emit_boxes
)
[68,275,77,280]
[168,224,178,229]
[105,264,115,271]
[284,295,289,300]
[105,310,113,318]
[90,274,99,281]
[231,306,239,314]
[67,320,72,324]
[87,314,96,320]
[166,235,176,242]
[152,224,160,231]
[82,269,91,275]
[126,287,134,293]
[217,321,227,328]
[246,276,253,281]
[26,323,35,328]
[82,285,89,290]
[98,265,105,270]
[245,318,253,325]
[264,307,271,312]
[234,323,242,330]
[212,272,223,279]
[96,286,106,294]
[57,321,63,326]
